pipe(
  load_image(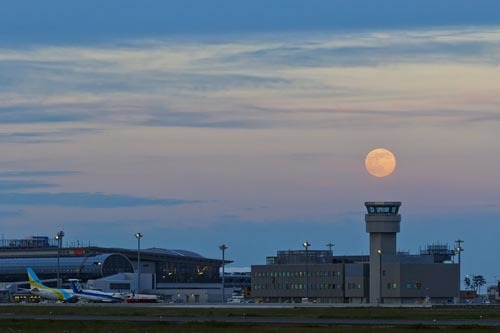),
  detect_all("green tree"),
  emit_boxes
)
[464,276,472,290]
[472,275,486,294]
